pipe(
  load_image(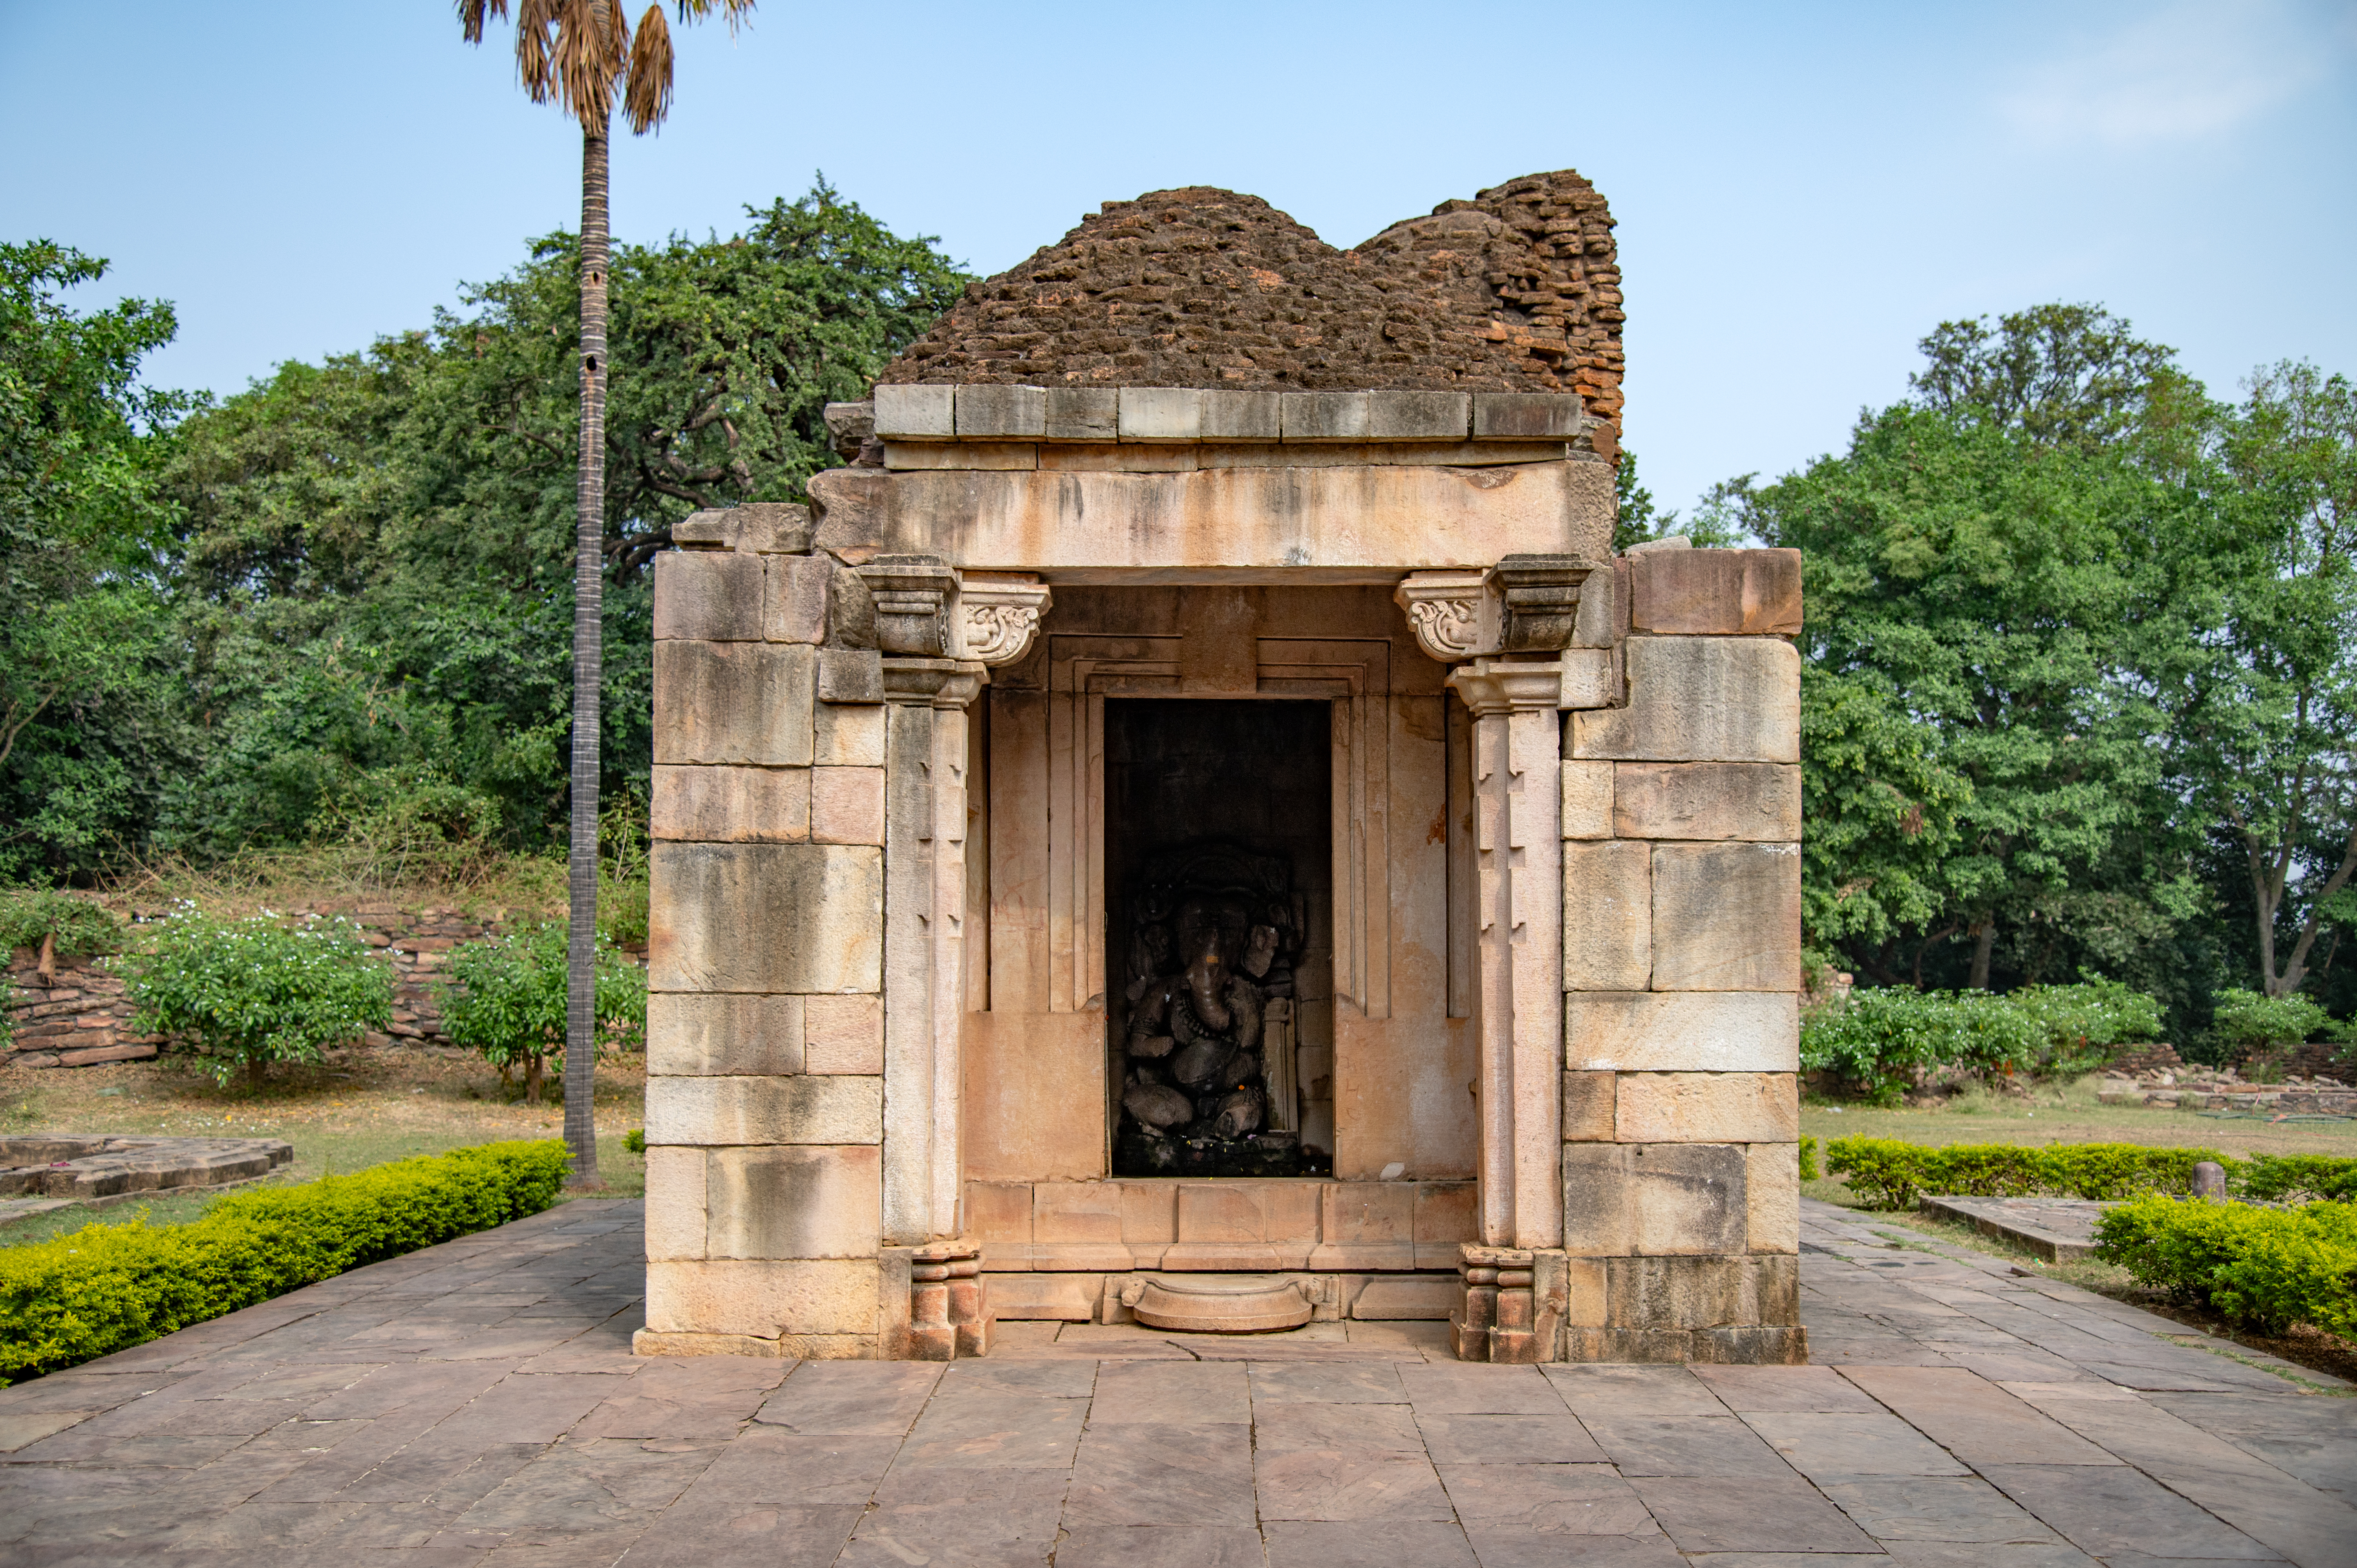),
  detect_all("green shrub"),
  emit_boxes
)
[2008,978,2163,1075]
[1825,1137,2231,1210]
[624,1128,646,1154]
[439,923,646,1102]
[2095,1196,2357,1338]
[2237,1154,2357,1204]
[2211,989,2331,1054]
[1798,1135,1819,1182]
[0,888,126,958]
[126,908,394,1084]
[0,1139,569,1384]
[1801,988,2039,1104]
